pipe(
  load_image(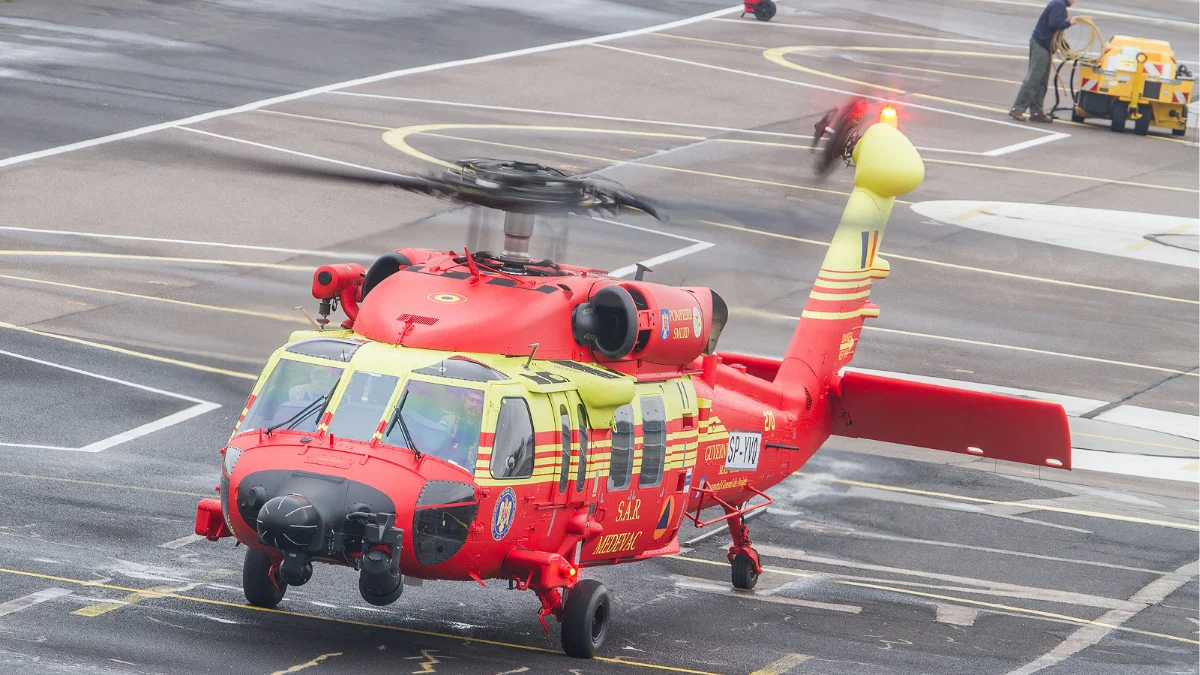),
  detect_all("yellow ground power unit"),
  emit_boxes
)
[1072,36,1194,135]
